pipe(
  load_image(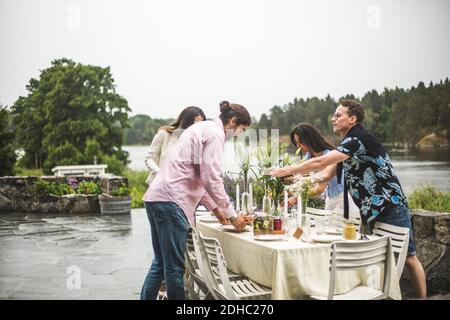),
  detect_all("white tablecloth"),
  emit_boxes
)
[196,221,402,300]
